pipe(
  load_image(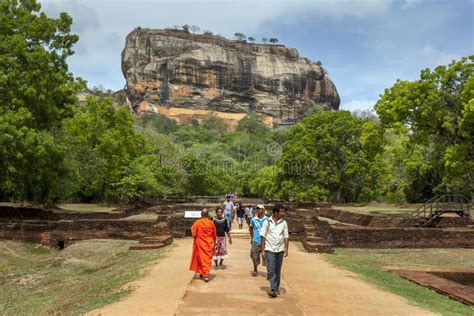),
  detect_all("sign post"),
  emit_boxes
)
[183,210,202,237]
